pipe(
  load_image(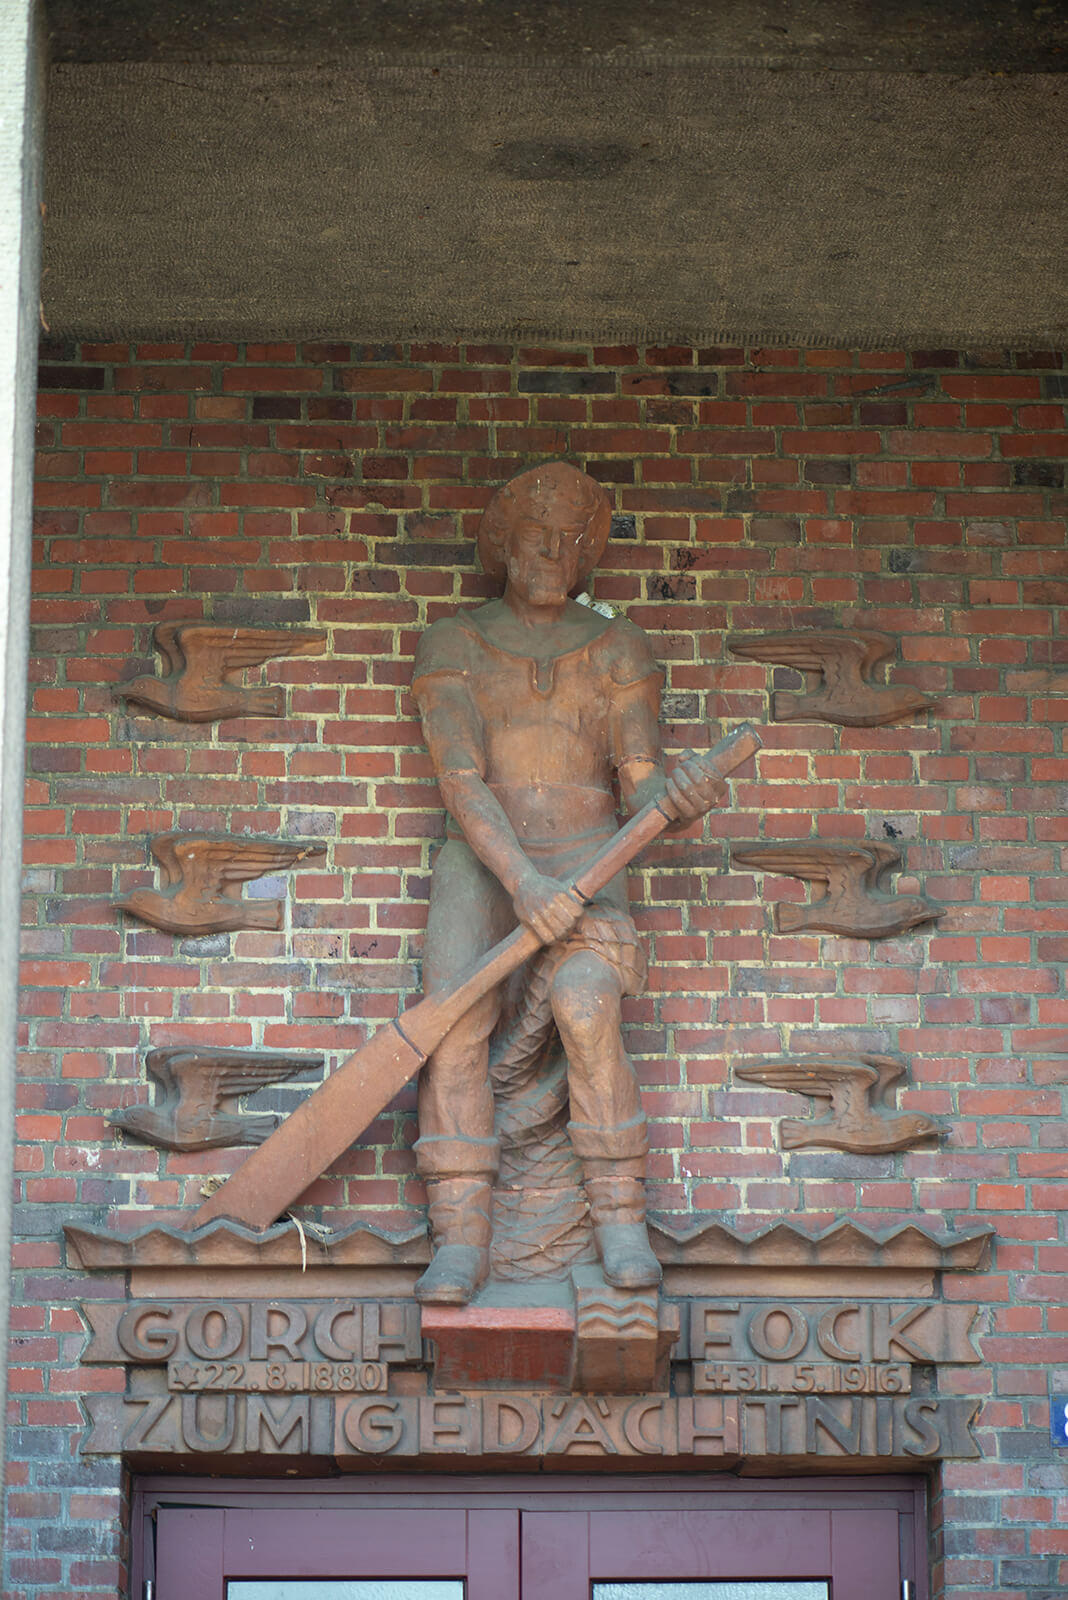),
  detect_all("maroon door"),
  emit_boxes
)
[522,1505,901,1600]
[142,1476,922,1600]
[154,1505,519,1600]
